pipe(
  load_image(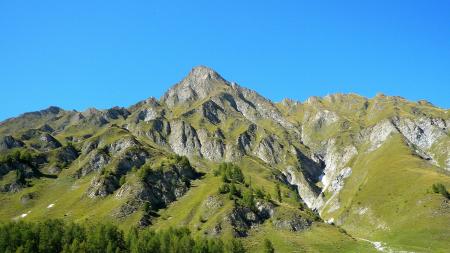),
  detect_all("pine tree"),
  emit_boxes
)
[263,239,275,253]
